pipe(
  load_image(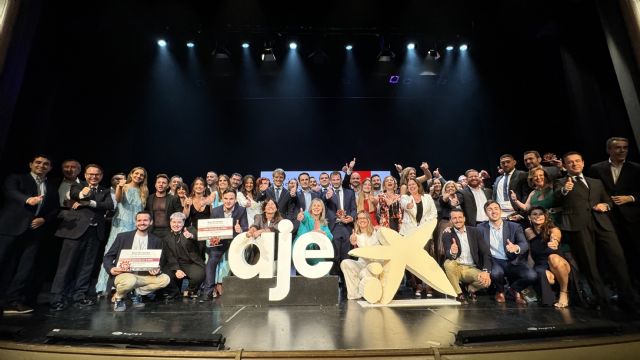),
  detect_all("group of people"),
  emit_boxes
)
[0,136,638,313]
